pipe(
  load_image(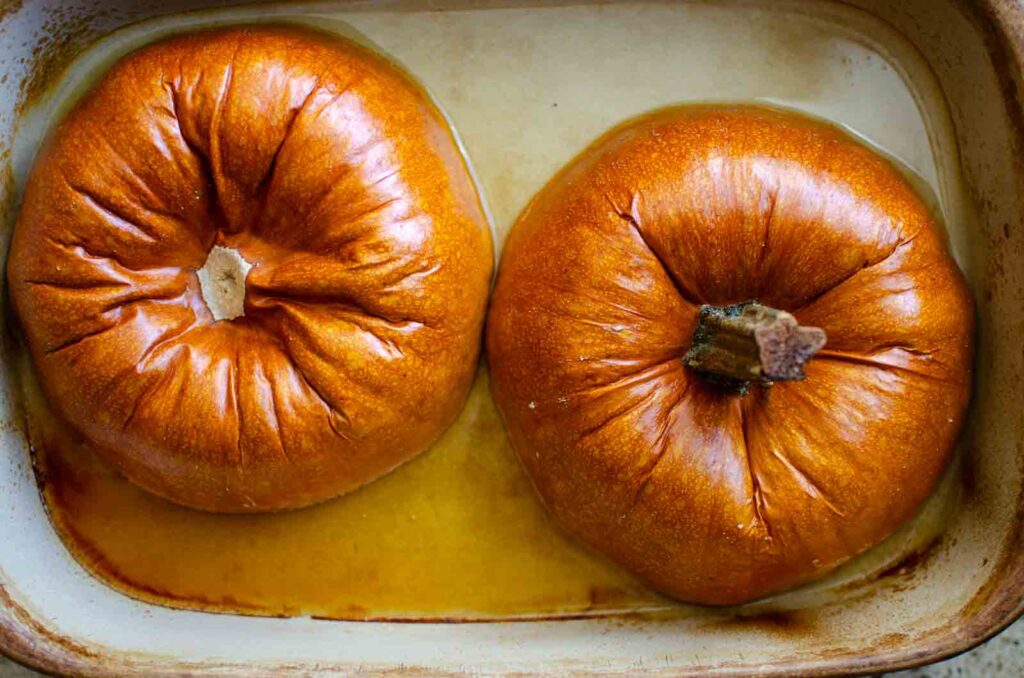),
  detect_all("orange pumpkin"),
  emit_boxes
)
[8,26,493,513]
[486,105,973,605]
